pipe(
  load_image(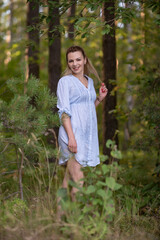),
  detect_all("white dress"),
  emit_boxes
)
[57,74,100,167]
